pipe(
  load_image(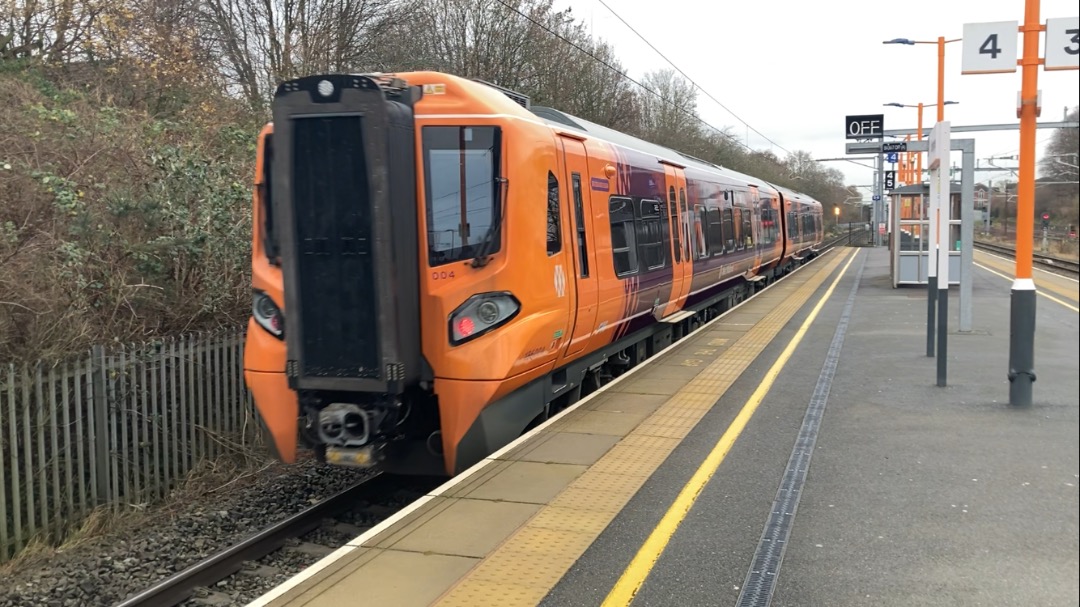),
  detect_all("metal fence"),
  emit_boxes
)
[0,329,261,562]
